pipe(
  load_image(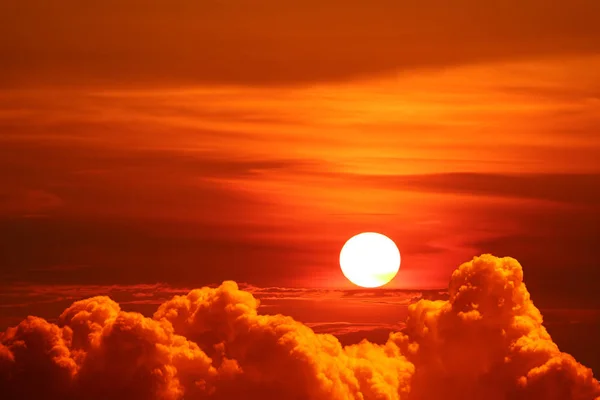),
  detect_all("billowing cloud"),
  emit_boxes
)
[388,255,600,400]
[1,255,598,399]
